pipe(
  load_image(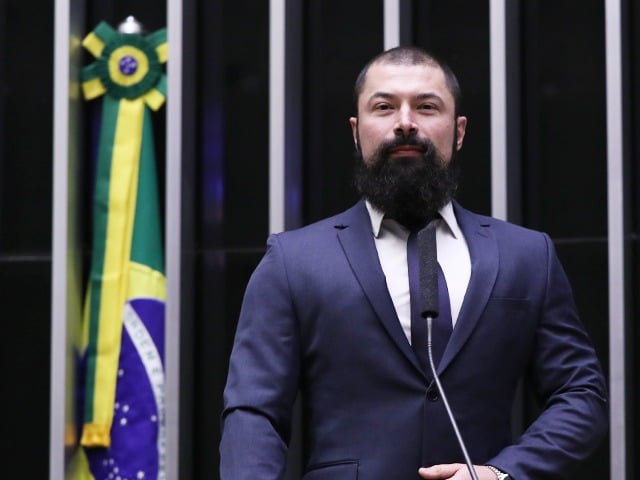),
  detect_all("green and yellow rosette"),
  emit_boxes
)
[79,21,167,449]
[81,21,167,107]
